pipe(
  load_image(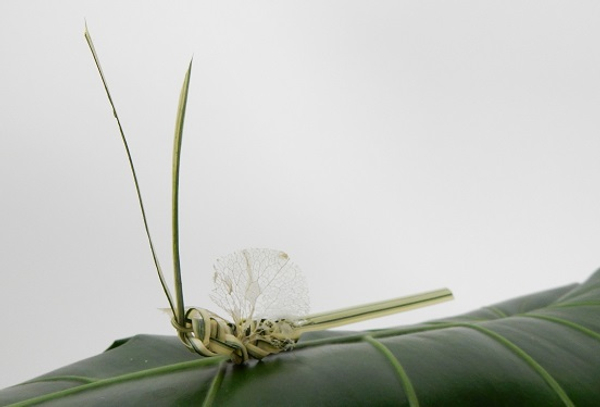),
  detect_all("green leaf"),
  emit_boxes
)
[2,270,599,406]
